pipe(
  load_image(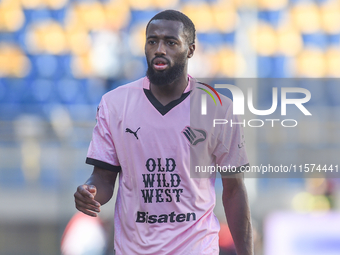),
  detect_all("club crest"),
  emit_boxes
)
[182,126,207,145]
